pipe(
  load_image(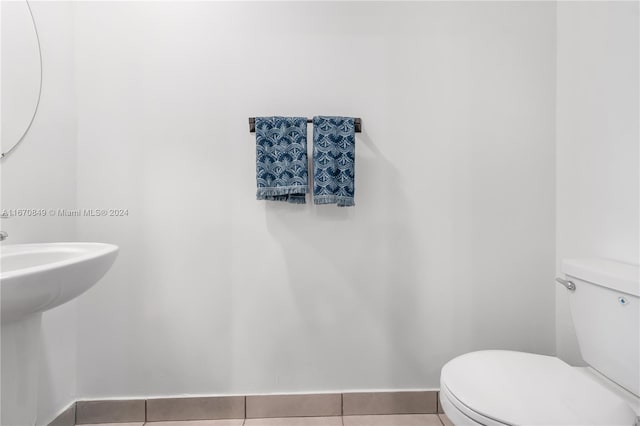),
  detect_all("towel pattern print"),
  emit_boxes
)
[313,116,355,207]
[255,116,308,204]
